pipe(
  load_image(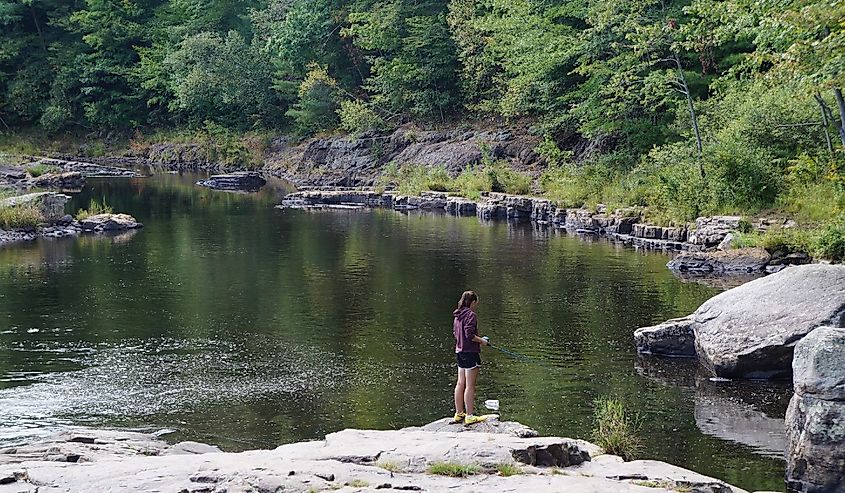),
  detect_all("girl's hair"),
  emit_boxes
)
[457,290,478,309]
